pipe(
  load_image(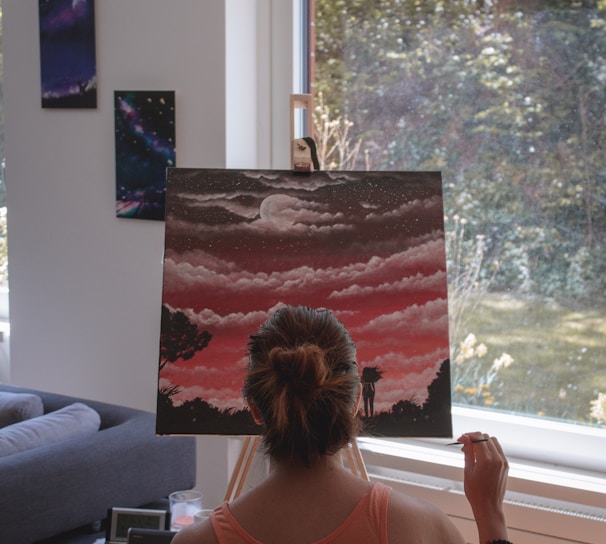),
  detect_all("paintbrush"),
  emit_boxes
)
[446,438,490,446]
